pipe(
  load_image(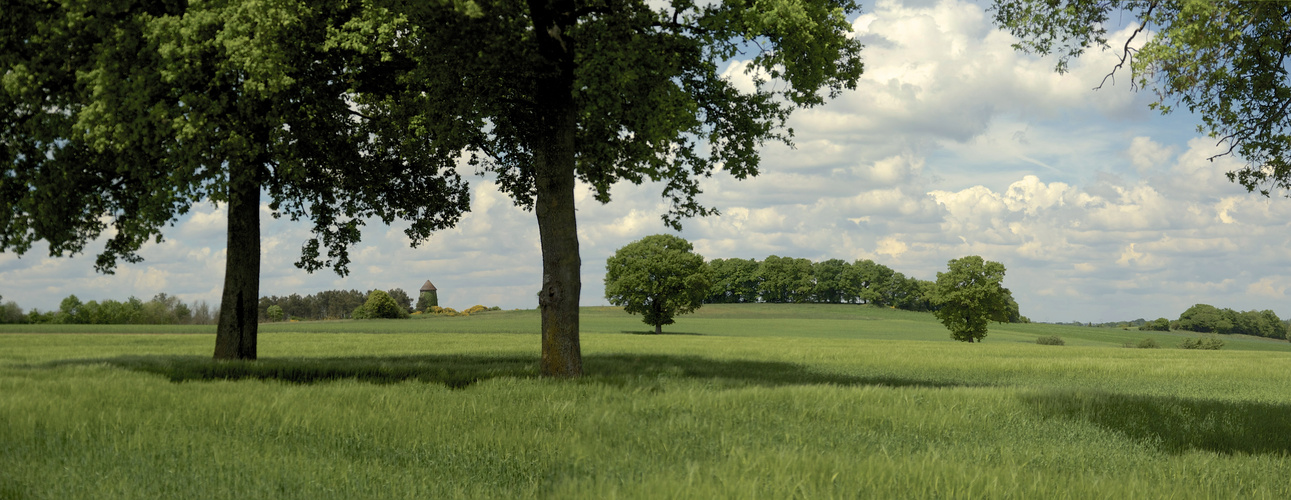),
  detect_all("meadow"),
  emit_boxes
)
[2,304,1289,498]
